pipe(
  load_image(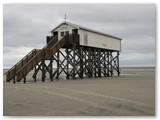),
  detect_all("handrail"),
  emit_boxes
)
[5,49,41,82]
[5,49,40,75]
[6,34,67,82]
[43,35,58,49]
[15,35,60,81]
[46,36,58,48]
[50,35,66,53]
[15,35,63,75]
[5,36,58,76]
